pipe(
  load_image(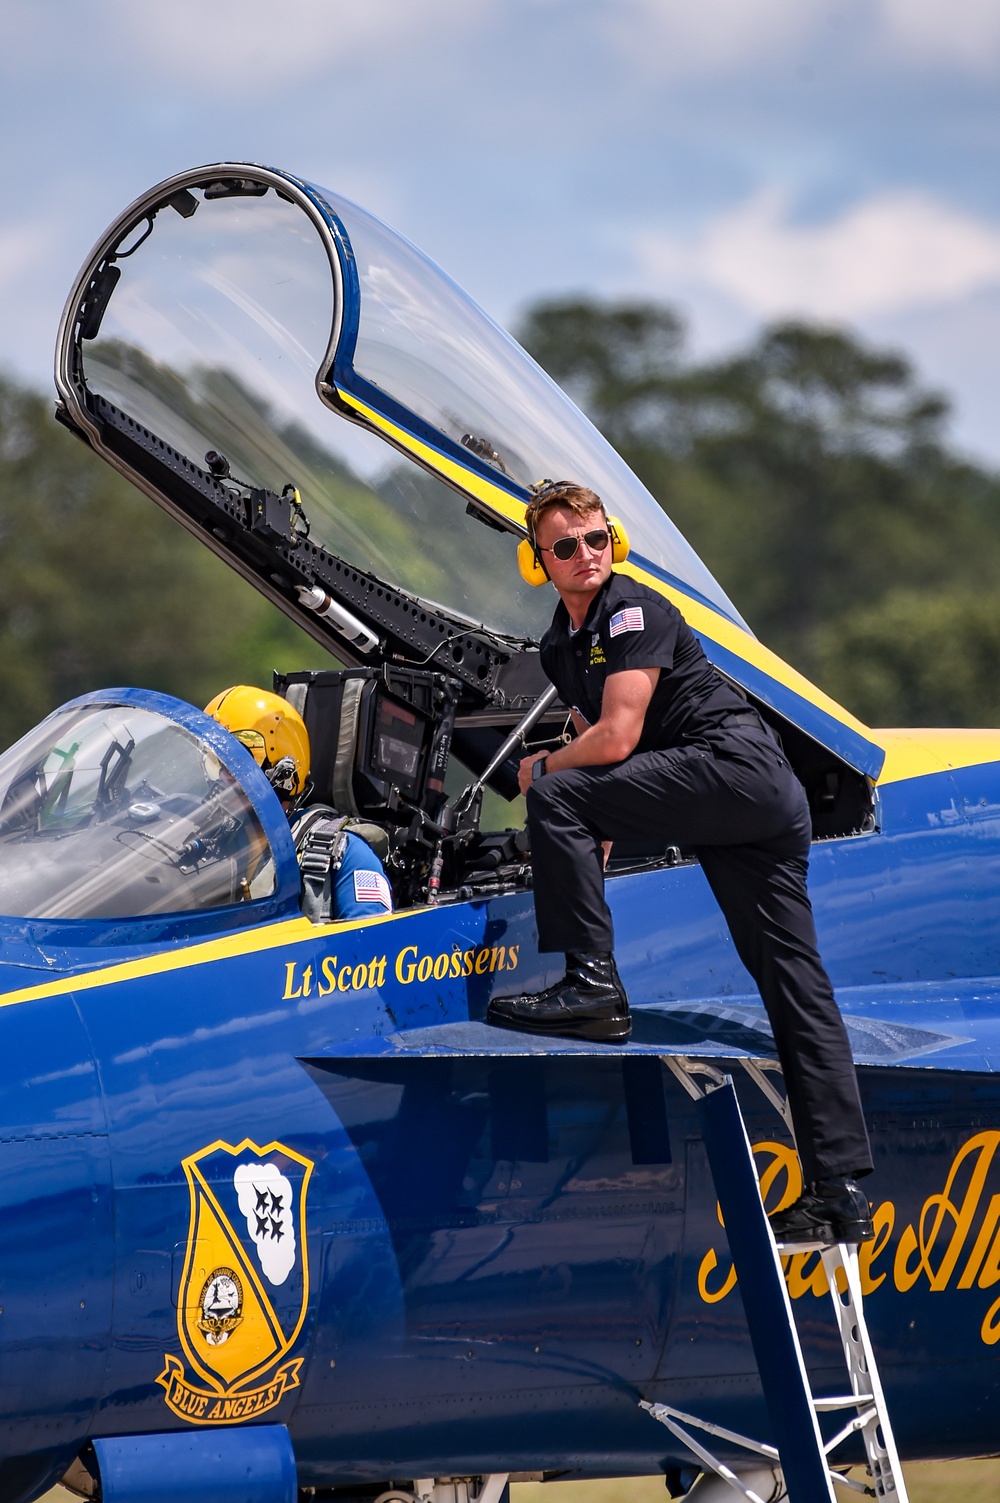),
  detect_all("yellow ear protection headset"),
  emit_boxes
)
[516,482,630,586]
